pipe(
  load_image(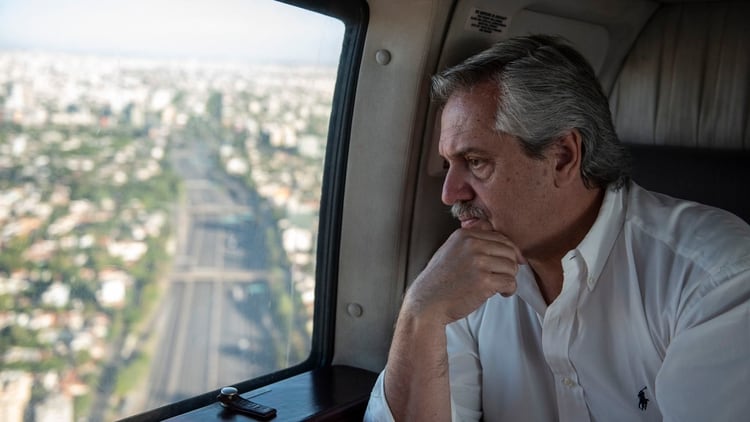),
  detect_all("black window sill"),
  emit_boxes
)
[163,365,378,421]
